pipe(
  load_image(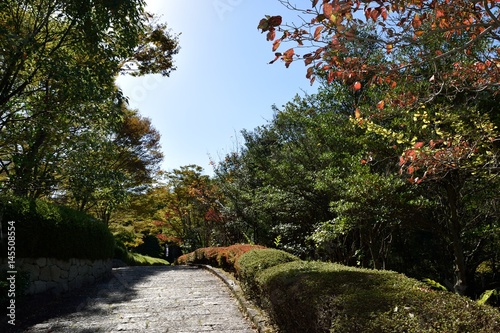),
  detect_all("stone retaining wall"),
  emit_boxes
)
[1,258,112,295]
